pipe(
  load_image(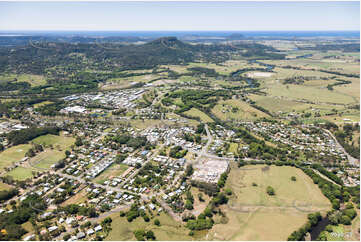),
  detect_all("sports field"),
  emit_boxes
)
[6,166,37,181]
[0,144,32,171]
[30,149,66,169]
[207,164,331,241]
[28,134,75,169]
[32,134,75,150]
